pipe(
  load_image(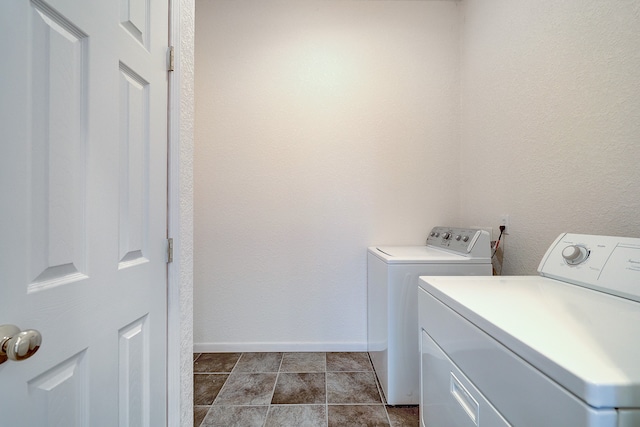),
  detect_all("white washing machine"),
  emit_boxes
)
[418,233,640,427]
[367,226,492,405]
